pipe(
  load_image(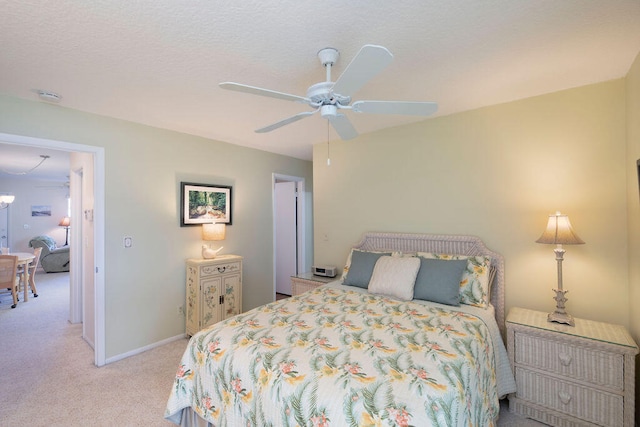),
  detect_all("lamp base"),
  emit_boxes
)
[548,311,575,326]
[548,288,575,326]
